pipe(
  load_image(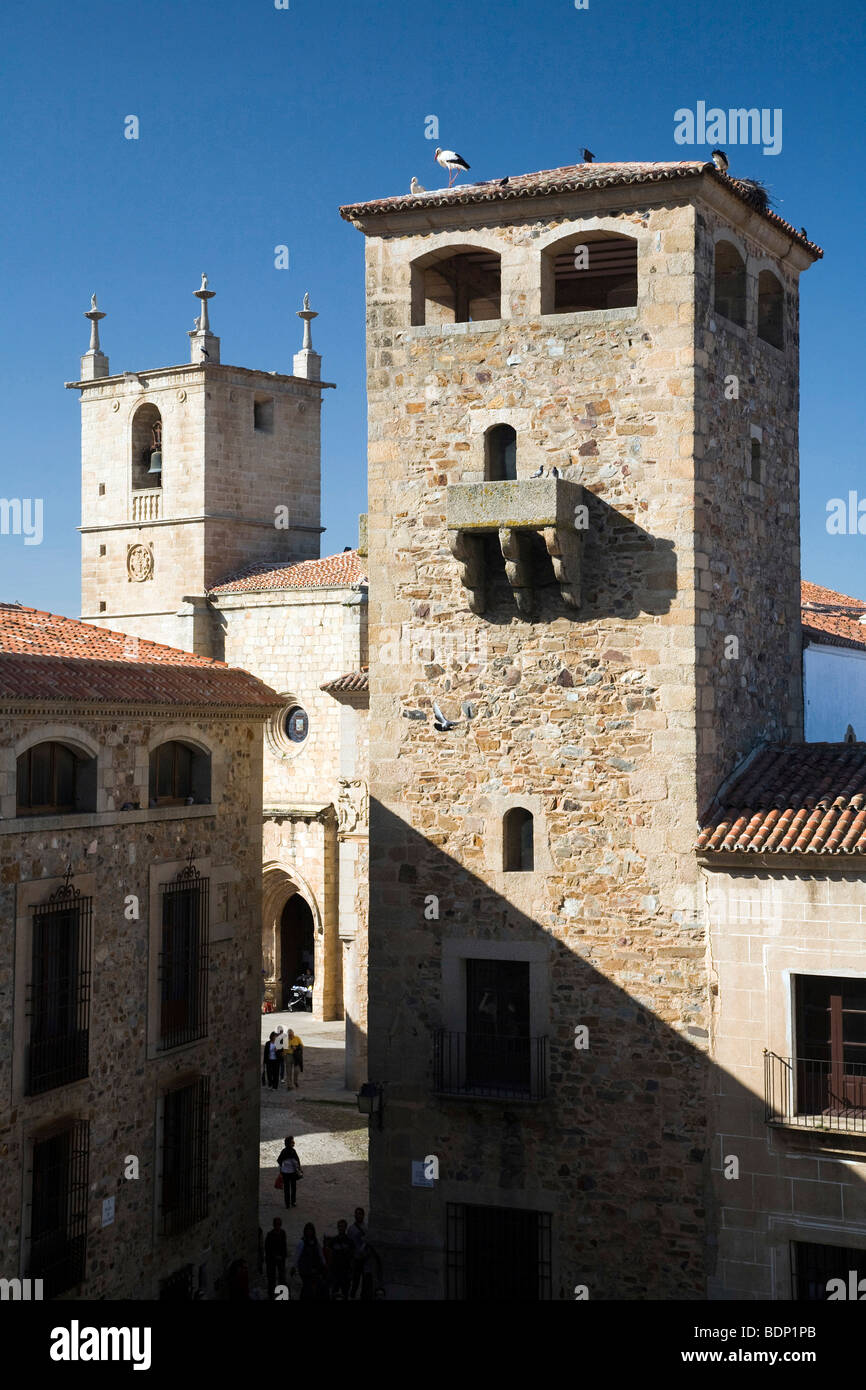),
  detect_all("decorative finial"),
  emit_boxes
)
[201,273,208,290]
[84,294,107,354]
[303,291,310,311]
[297,291,318,351]
[193,272,216,334]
